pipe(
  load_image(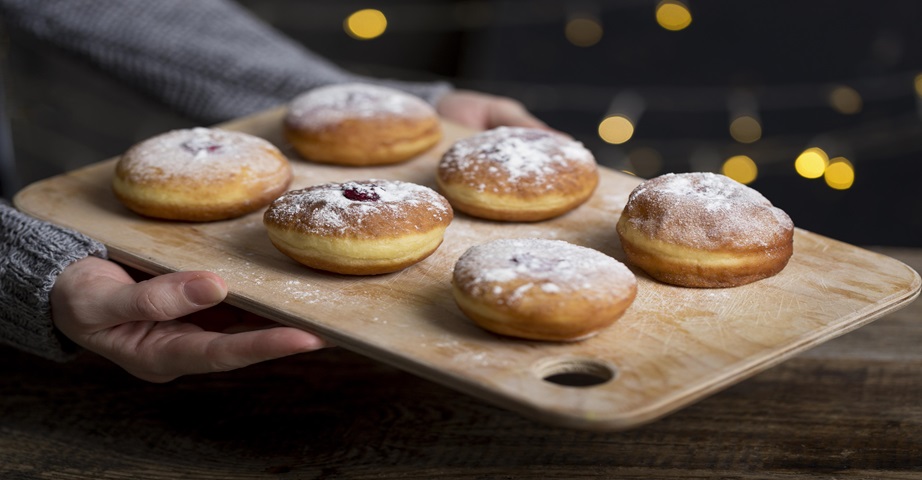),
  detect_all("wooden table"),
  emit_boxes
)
[1,248,919,478]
